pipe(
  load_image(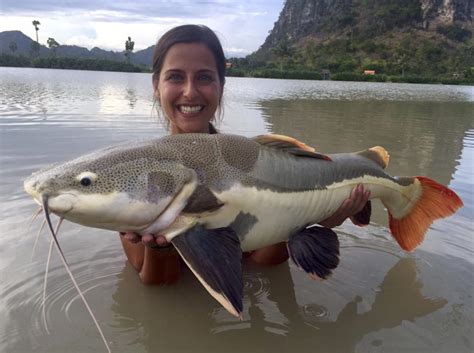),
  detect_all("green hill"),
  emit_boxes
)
[229,0,473,82]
